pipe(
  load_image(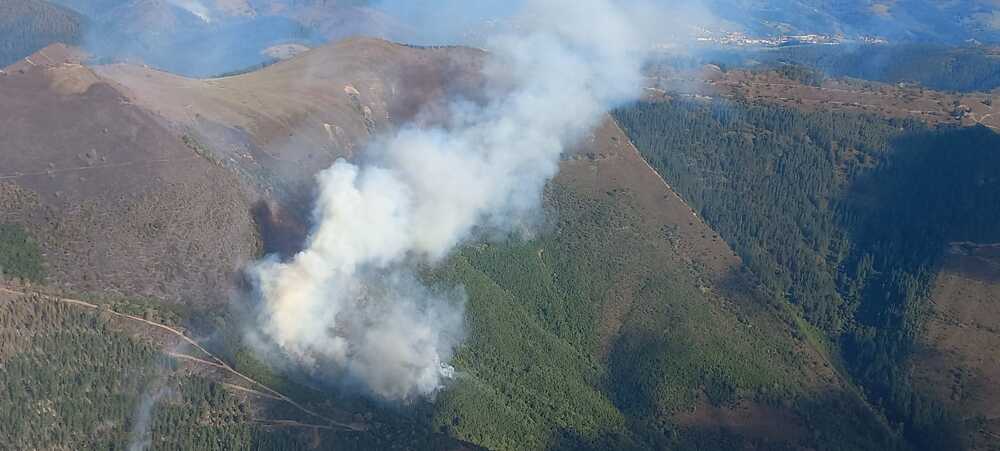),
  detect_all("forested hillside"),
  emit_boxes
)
[0,0,83,68]
[0,286,484,450]
[0,292,322,450]
[615,99,1000,450]
[423,121,898,450]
